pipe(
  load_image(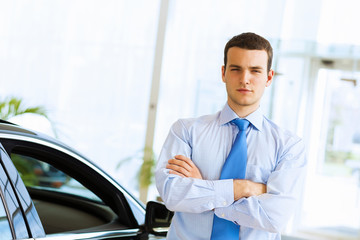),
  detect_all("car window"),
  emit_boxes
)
[11,153,103,203]
[9,149,134,235]
[0,149,29,239]
[0,181,13,240]
[0,149,46,238]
